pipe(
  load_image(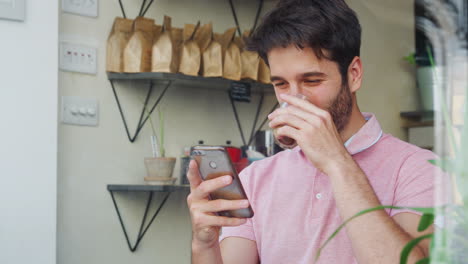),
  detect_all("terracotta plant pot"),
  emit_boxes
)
[144,157,176,178]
